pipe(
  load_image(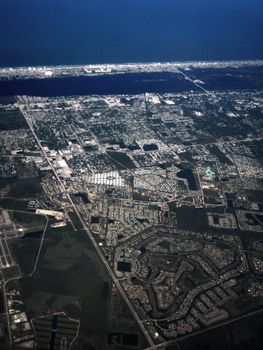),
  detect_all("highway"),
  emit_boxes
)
[176,68,207,93]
